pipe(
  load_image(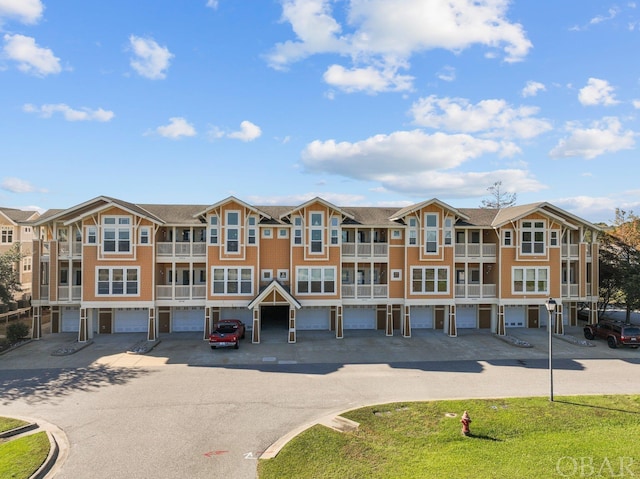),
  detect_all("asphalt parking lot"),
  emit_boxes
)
[2,325,640,479]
